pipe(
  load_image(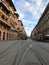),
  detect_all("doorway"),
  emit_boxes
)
[0,31,1,40]
[3,32,5,40]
